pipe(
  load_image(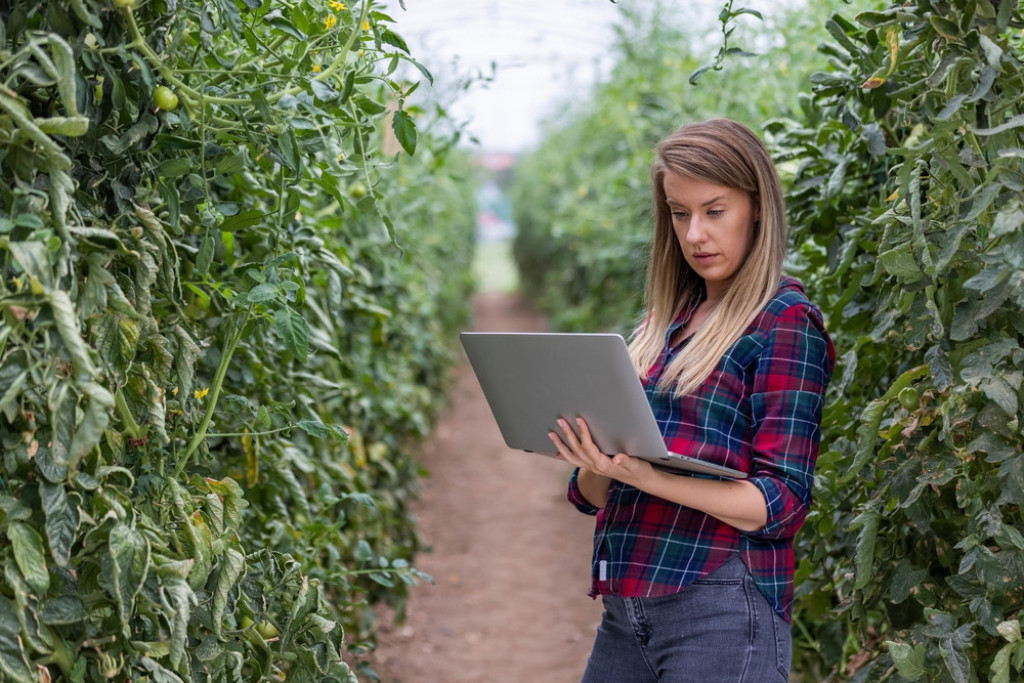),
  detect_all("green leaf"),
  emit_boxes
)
[878,242,923,282]
[8,521,50,593]
[888,641,926,679]
[852,507,880,589]
[974,115,1024,136]
[212,548,245,638]
[196,234,215,275]
[284,576,320,647]
[391,108,417,155]
[380,28,410,54]
[890,562,928,603]
[274,307,310,361]
[247,283,278,303]
[139,656,185,683]
[983,377,1018,417]
[963,268,1008,292]
[162,578,194,669]
[7,240,53,290]
[991,202,1024,239]
[997,620,1021,643]
[0,597,34,683]
[157,158,193,178]
[296,419,329,437]
[39,595,85,625]
[35,115,90,136]
[105,523,151,636]
[40,482,78,566]
[218,209,265,232]
[257,405,272,429]
[991,643,1014,683]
